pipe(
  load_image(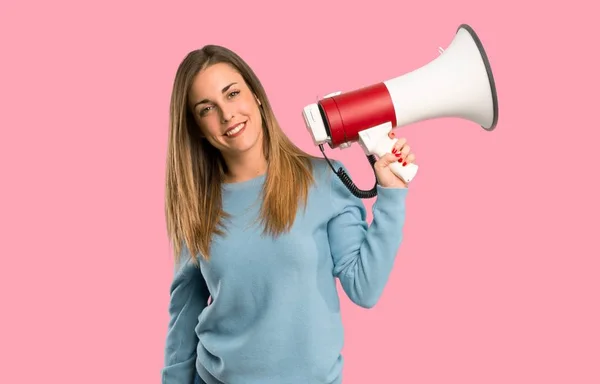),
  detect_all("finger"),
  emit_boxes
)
[392,137,407,155]
[375,153,399,168]
[403,153,416,165]
[393,142,409,163]
[399,144,411,158]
